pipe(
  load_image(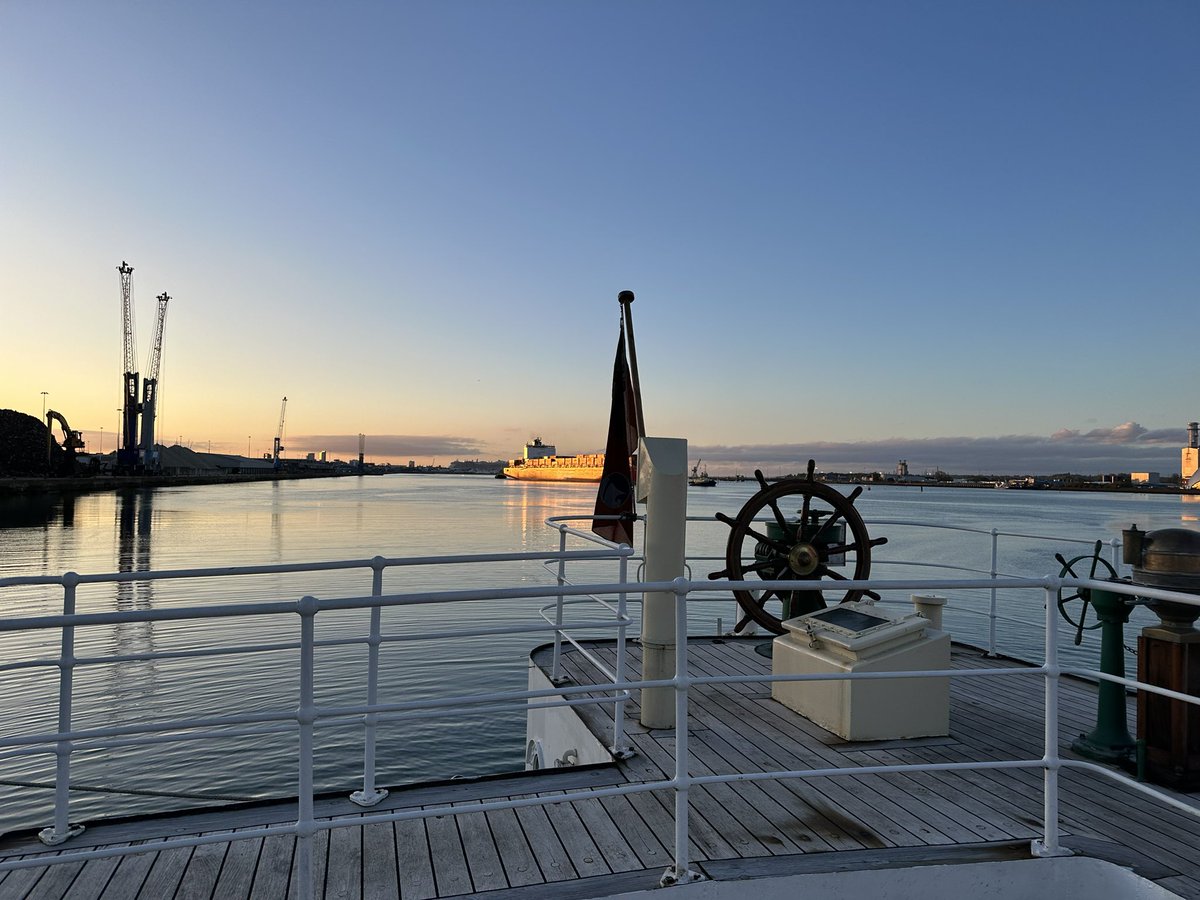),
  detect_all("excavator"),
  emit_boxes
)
[45,410,85,476]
